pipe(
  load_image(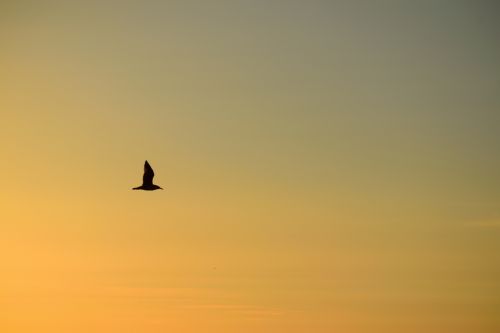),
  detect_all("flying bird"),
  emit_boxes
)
[132,160,163,191]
